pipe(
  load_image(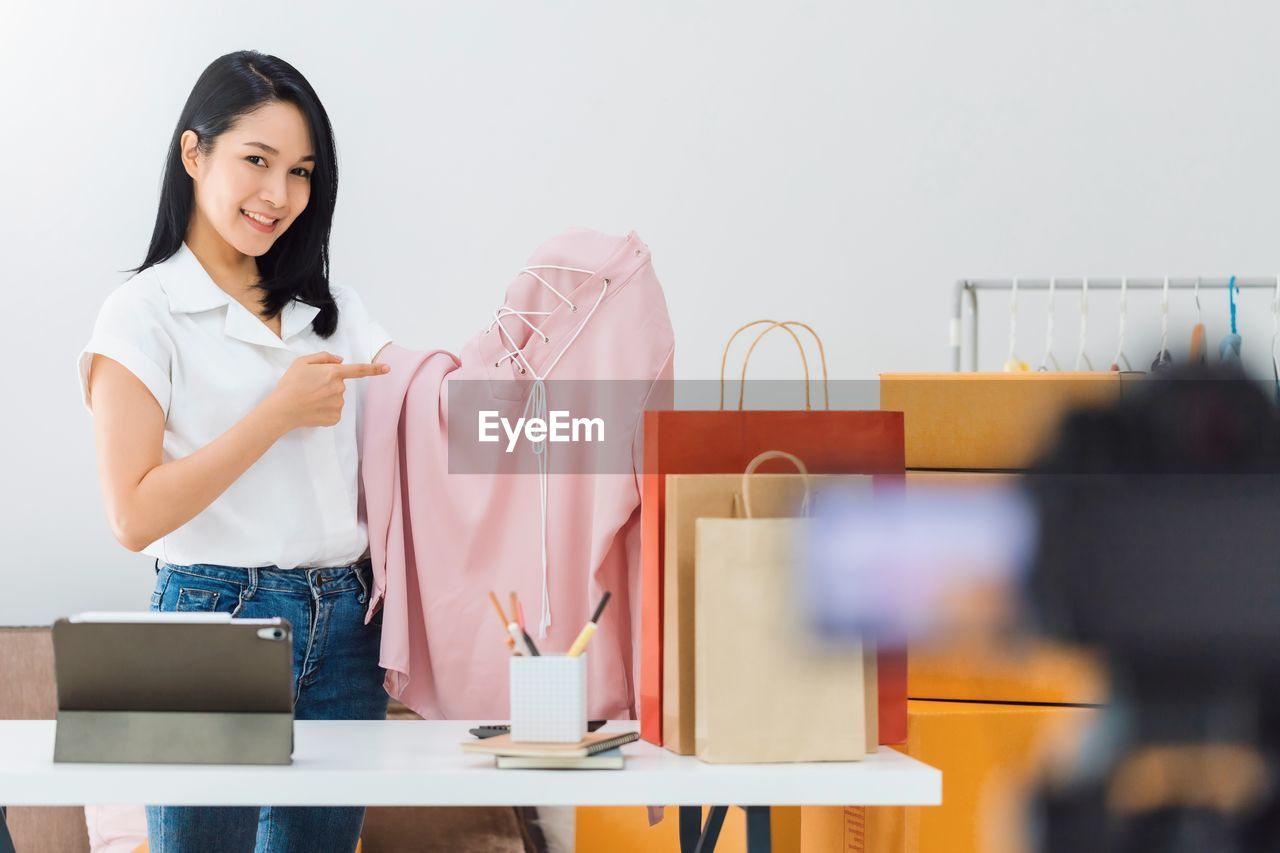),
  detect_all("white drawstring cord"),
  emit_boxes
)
[492,306,553,350]
[518,266,582,309]
[487,264,612,638]
[487,265,594,370]
[526,378,553,637]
